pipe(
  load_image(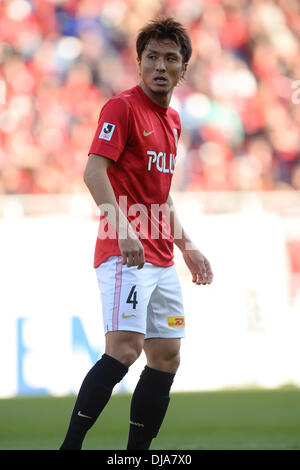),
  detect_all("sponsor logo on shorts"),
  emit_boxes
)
[168,316,185,327]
